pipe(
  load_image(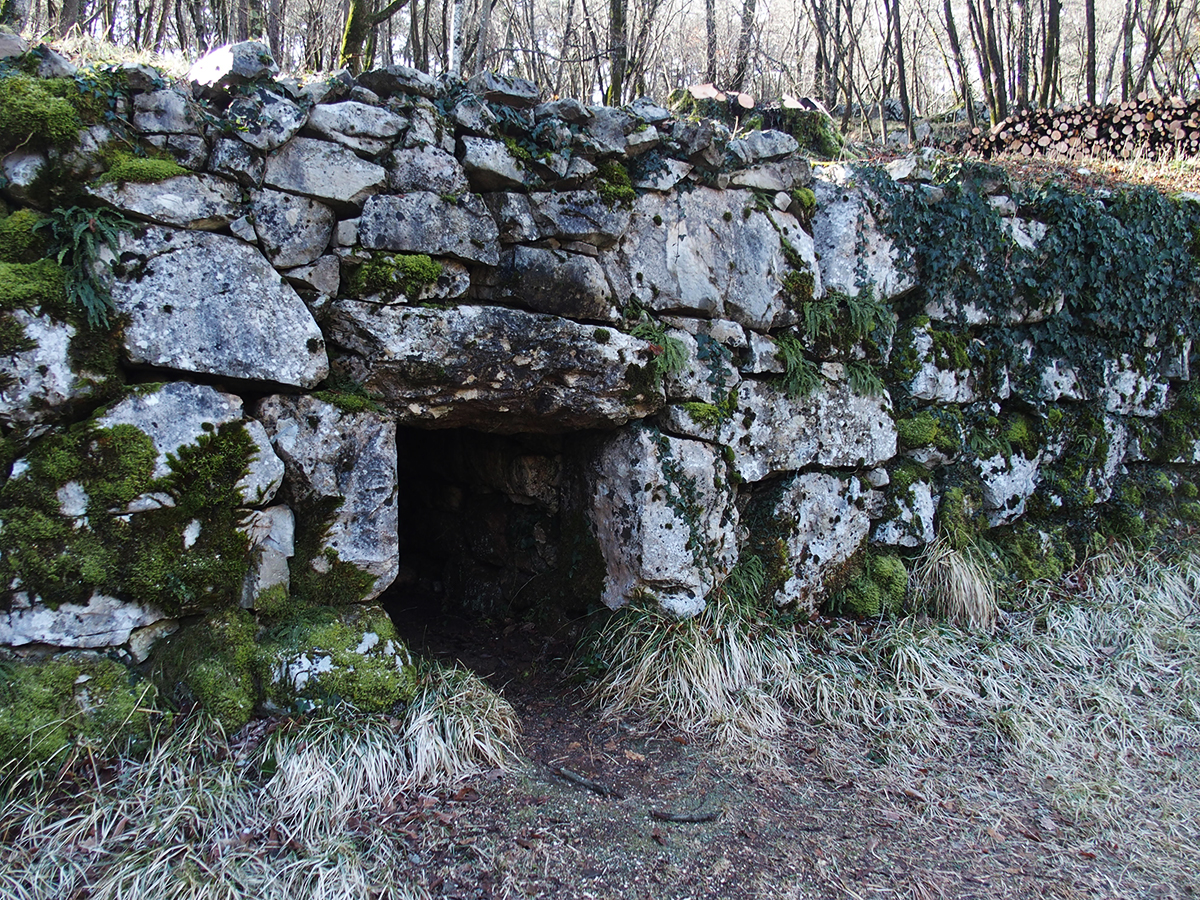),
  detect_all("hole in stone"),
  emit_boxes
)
[382,427,598,692]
